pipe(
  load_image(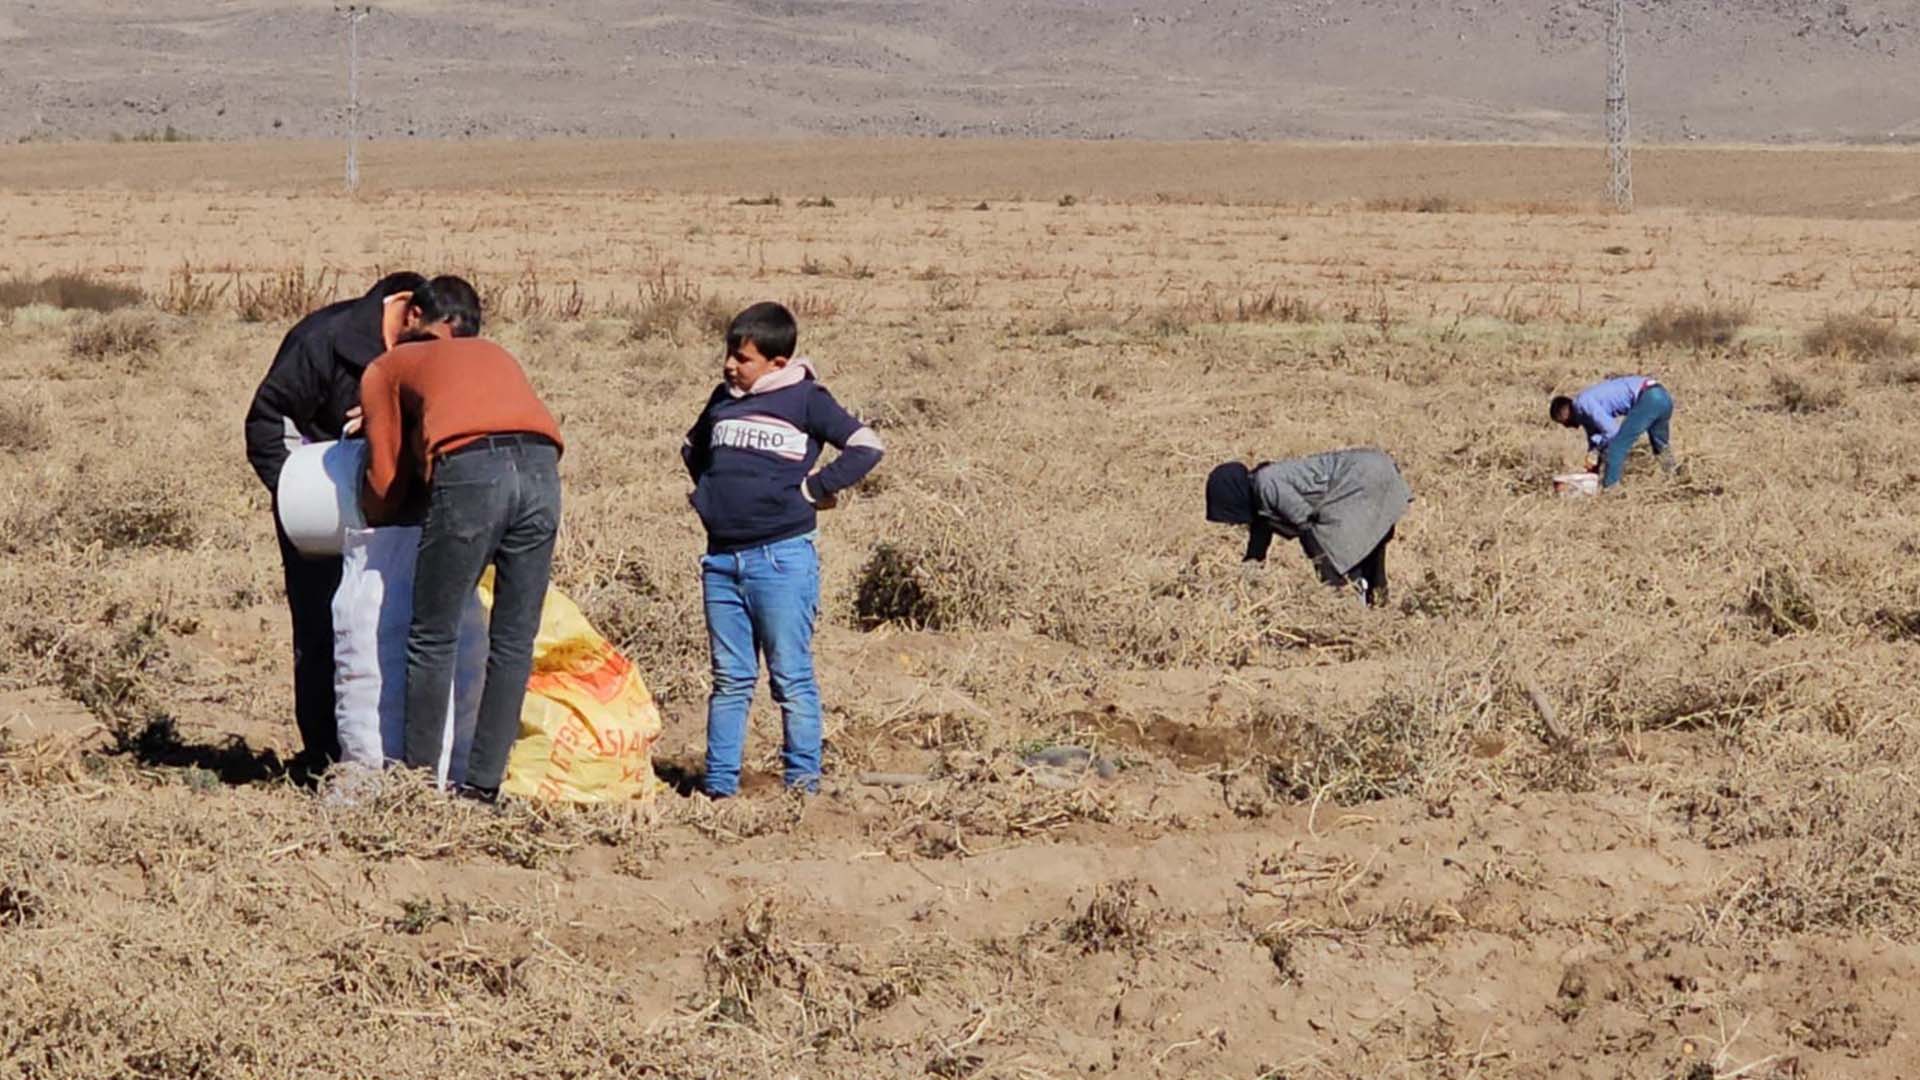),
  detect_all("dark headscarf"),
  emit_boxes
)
[1205,462,1254,525]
